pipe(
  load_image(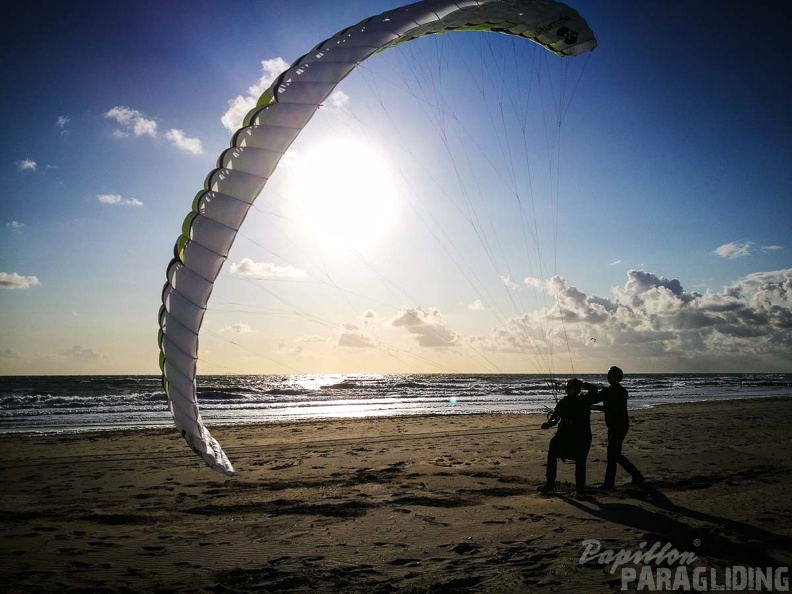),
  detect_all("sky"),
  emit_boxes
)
[1,0,790,376]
